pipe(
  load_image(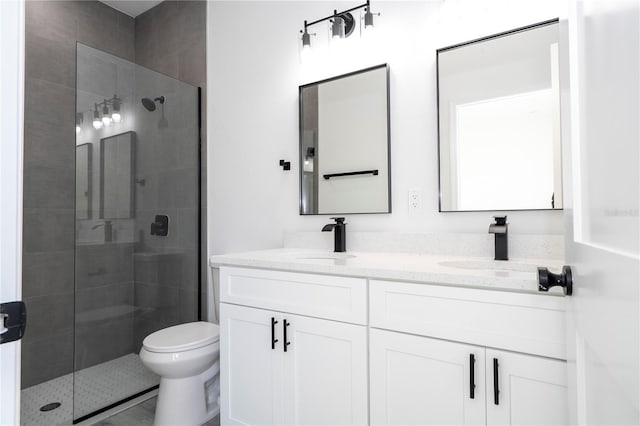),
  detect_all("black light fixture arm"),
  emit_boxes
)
[302,0,371,30]
[84,94,121,115]
[96,95,121,109]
